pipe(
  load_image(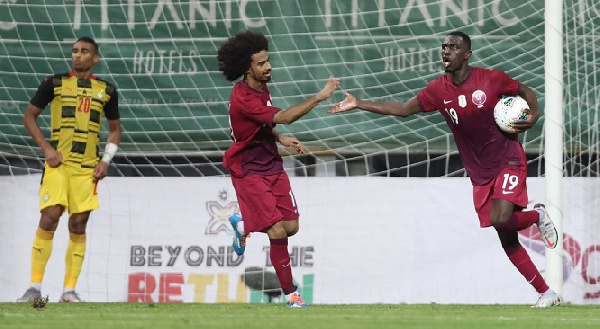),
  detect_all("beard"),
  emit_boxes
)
[249,68,271,83]
[259,72,271,83]
[73,64,90,72]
